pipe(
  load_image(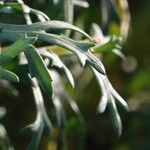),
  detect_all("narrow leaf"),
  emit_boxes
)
[0,34,37,65]
[108,96,122,136]
[39,50,75,87]
[0,67,19,82]
[0,20,91,40]
[97,93,108,113]
[58,0,74,24]
[36,32,105,74]
[23,78,52,150]
[73,0,89,8]
[25,46,52,96]
[93,35,122,53]
[53,96,66,128]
